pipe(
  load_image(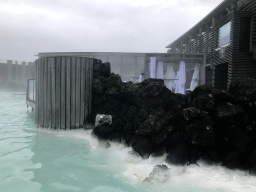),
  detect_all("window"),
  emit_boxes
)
[218,22,231,47]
